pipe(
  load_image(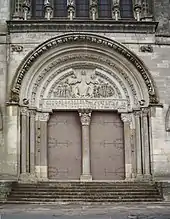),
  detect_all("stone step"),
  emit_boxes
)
[10,191,159,195]
[14,183,156,187]
[6,182,162,204]
[6,198,162,203]
[11,186,157,189]
[8,195,161,200]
